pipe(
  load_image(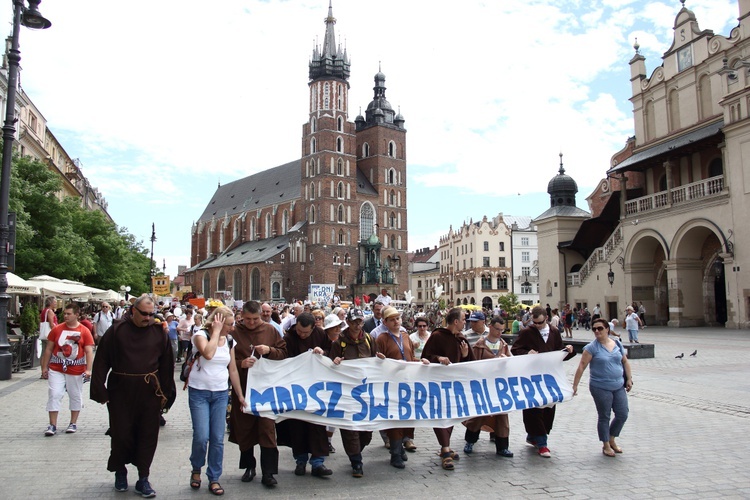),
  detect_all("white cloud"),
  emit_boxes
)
[0,0,741,276]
